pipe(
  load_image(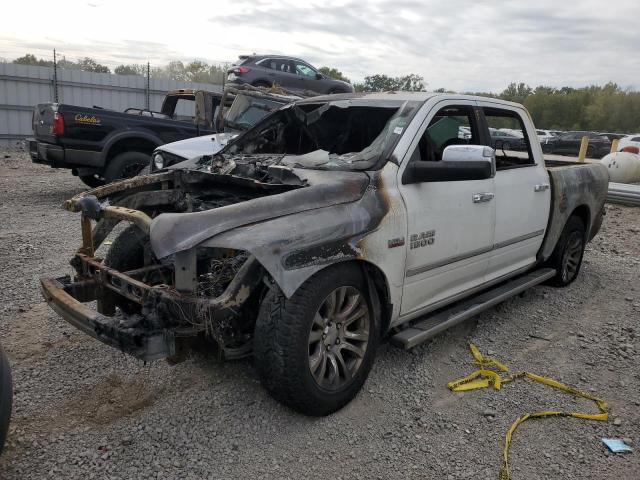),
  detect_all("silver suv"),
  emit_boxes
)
[226,54,354,94]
